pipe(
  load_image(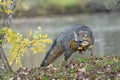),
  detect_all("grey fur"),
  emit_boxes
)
[40,25,94,67]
